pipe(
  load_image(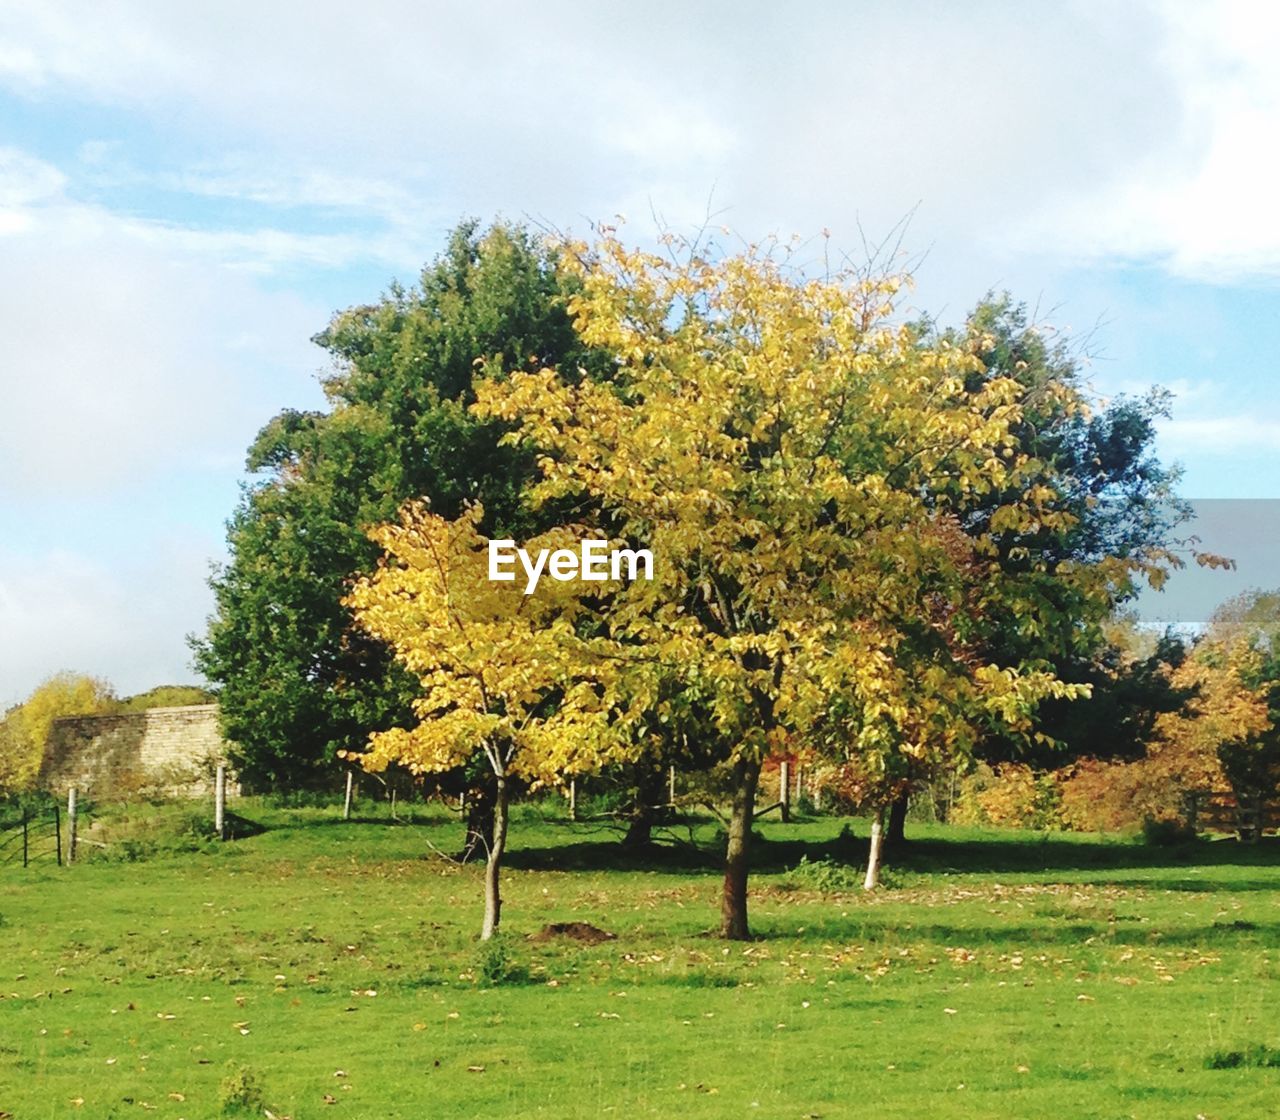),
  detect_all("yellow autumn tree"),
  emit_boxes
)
[1150,593,1280,839]
[472,230,1118,934]
[0,672,117,794]
[344,503,634,938]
